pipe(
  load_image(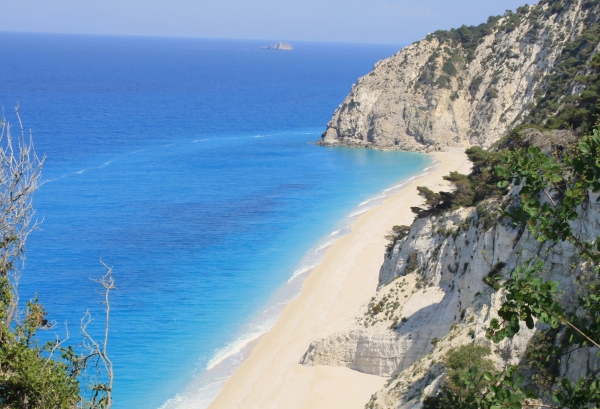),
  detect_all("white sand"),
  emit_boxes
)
[208,149,471,409]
